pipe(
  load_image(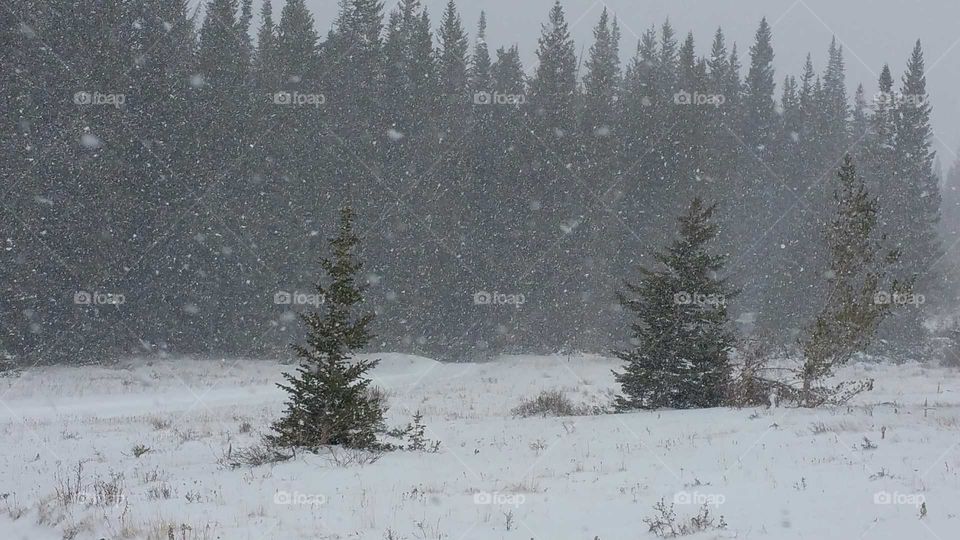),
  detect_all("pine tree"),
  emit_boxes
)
[529,0,578,151]
[254,0,279,87]
[875,42,941,352]
[702,28,733,182]
[578,7,622,350]
[198,0,249,91]
[268,208,386,451]
[797,155,905,406]
[325,0,384,146]
[490,45,527,182]
[436,0,469,146]
[275,0,320,84]
[620,26,658,177]
[821,37,849,152]
[467,11,494,178]
[743,18,776,152]
[656,19,679,101]
[867,65,897,198]
[670,32,707,205]
[893,42,942,278]
[469,12,492,92]
[735,18,780,327]
[525,0,581,348]
[851,84,869,147]
[703,29,745,270]
[582,7,621,147]
[615,198,736,410]
[381,0,436,178]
